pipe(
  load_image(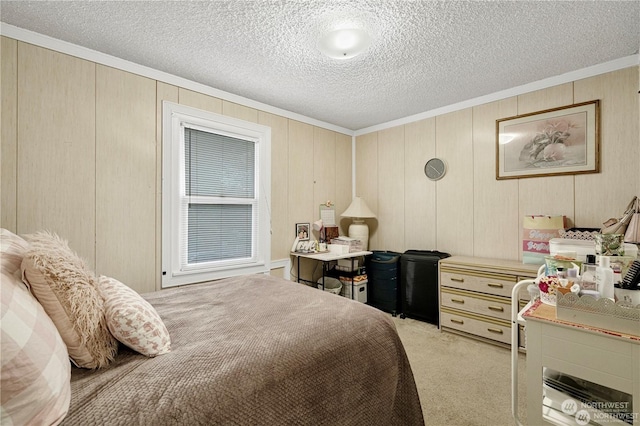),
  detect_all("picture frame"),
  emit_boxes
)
[496,100,599,180]
[295,223,310,241]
